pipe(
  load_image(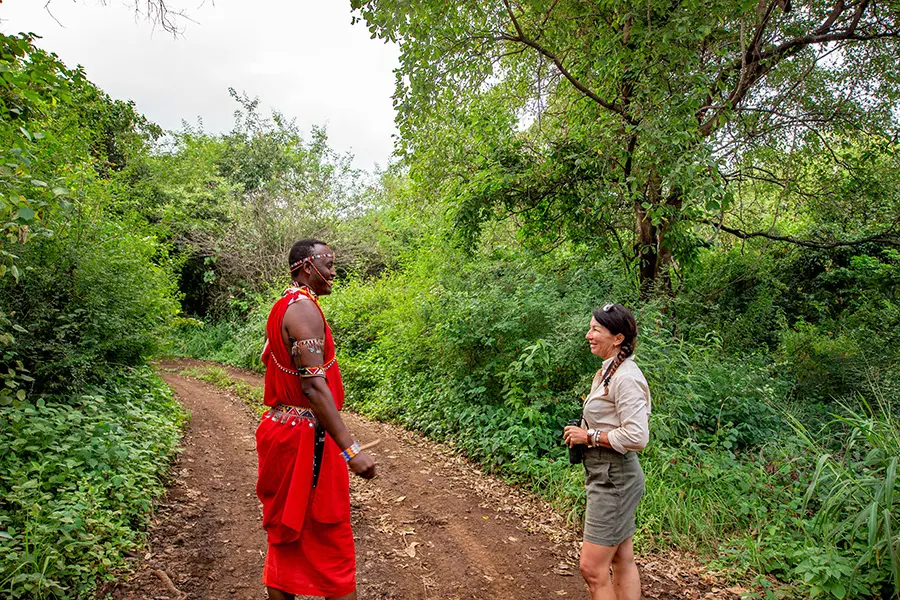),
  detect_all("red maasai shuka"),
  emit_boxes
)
[256,286,355,597]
